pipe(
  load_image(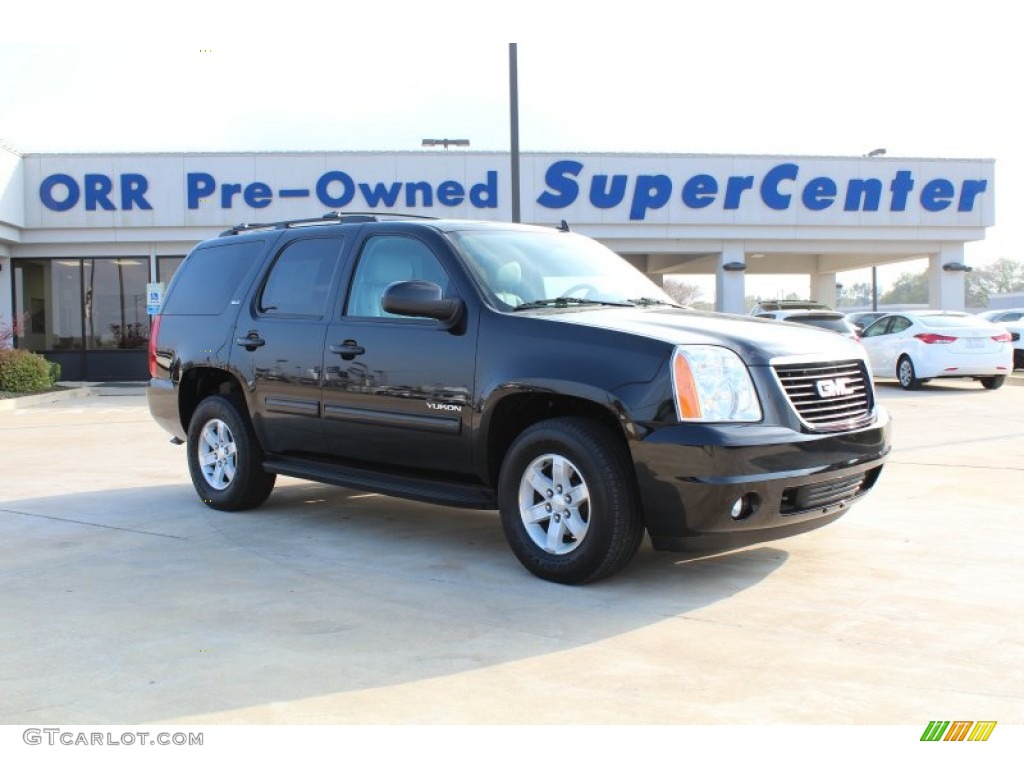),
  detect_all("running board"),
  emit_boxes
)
[262,455,497,510]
